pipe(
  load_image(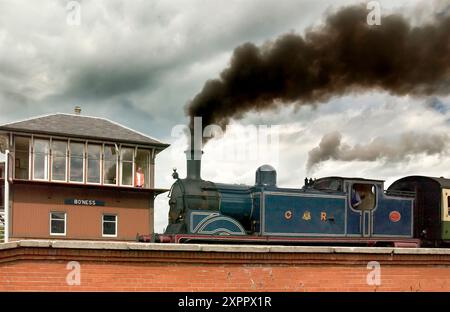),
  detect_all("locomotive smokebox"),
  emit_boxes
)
[186,117,203,180]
